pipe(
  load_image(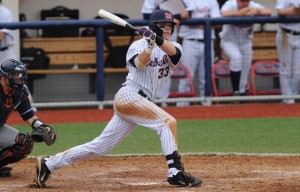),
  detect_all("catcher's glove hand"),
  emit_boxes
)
[31,124,56,146]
